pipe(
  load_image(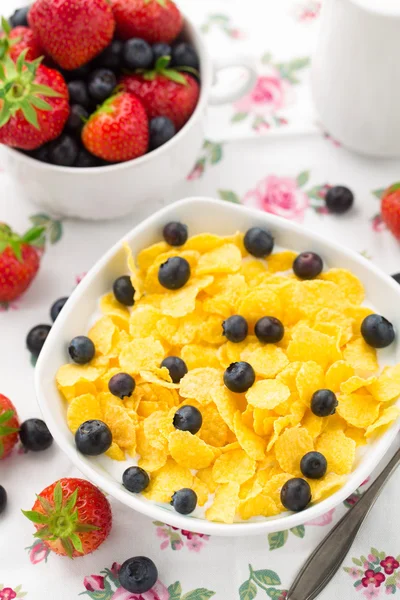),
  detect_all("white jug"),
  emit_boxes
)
[312,0,400,157]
